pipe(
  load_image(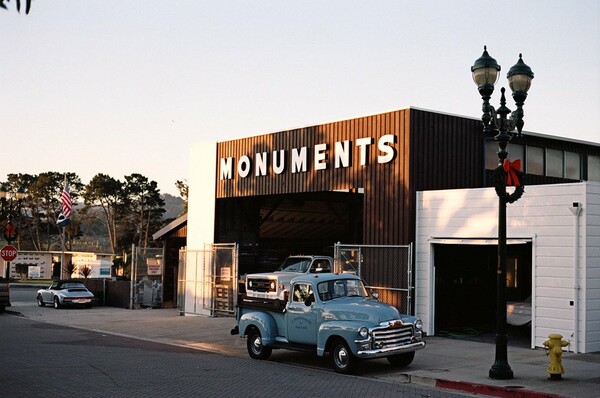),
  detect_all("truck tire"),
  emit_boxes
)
[330,338,357,374]
[387,351,415,367]
[246,327,272,360]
